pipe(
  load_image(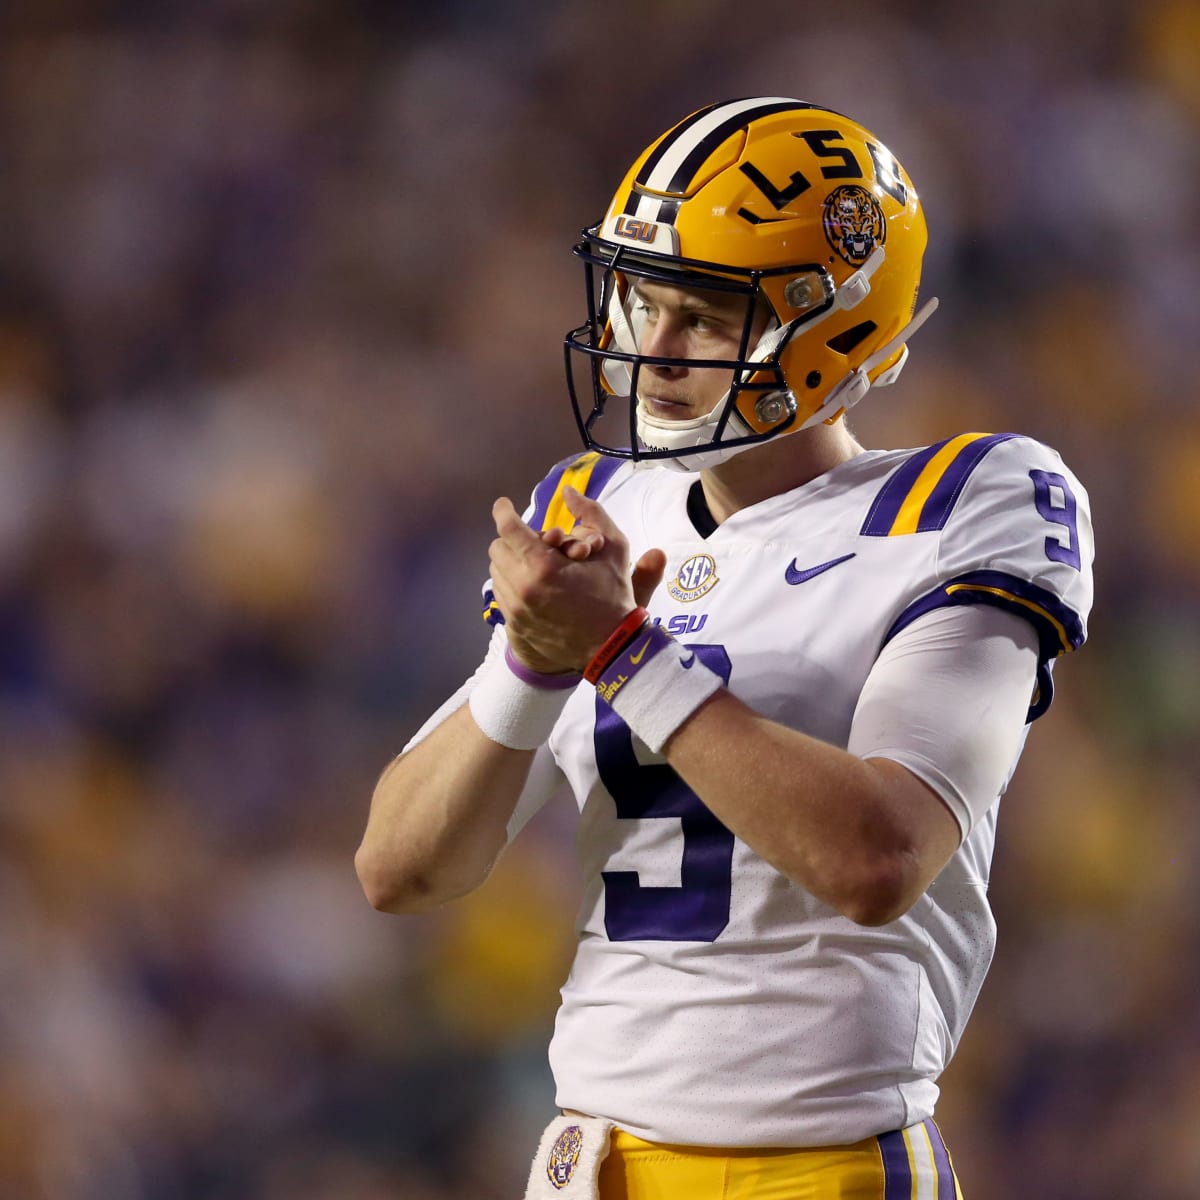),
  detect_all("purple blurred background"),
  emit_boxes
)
[1,2,1198,1196]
